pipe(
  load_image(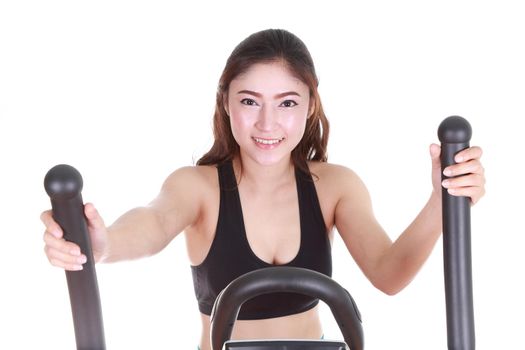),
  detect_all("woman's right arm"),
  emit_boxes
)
[42,166,204,270]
